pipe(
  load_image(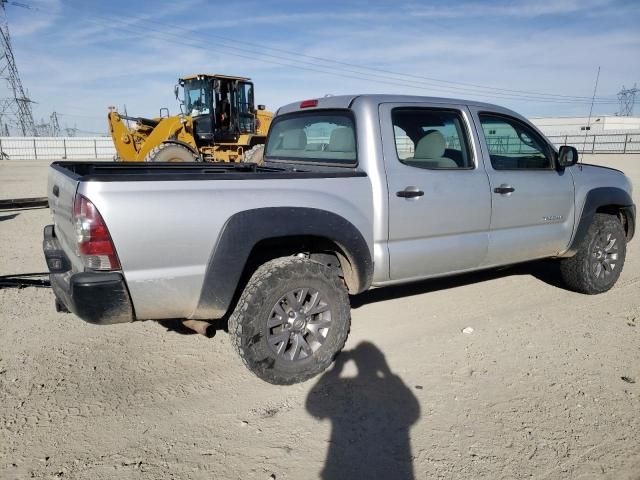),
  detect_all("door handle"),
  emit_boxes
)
[52,185,60,197]
[494,185,515,195]
[396,187,424,199]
